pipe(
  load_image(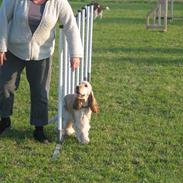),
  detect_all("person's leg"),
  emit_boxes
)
[0,51,25,134]
[26,57,52,143]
